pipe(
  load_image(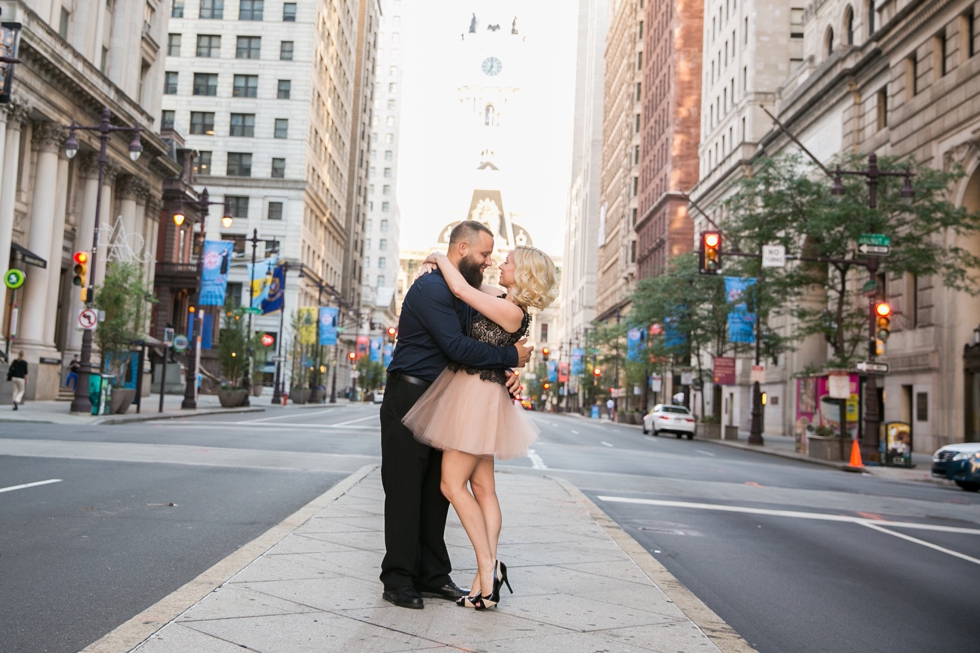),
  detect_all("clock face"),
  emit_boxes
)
[482,56,502,76]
